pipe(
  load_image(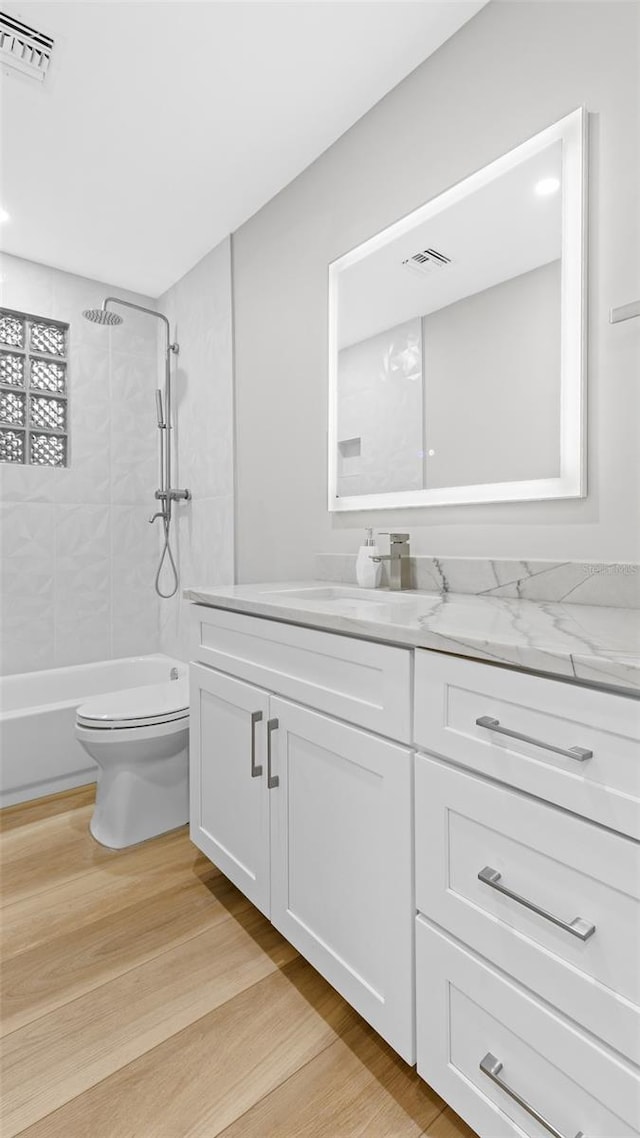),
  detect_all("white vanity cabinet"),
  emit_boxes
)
[189,599,640,1138]
[189,606,415,1062]
[413,650,640,1138]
